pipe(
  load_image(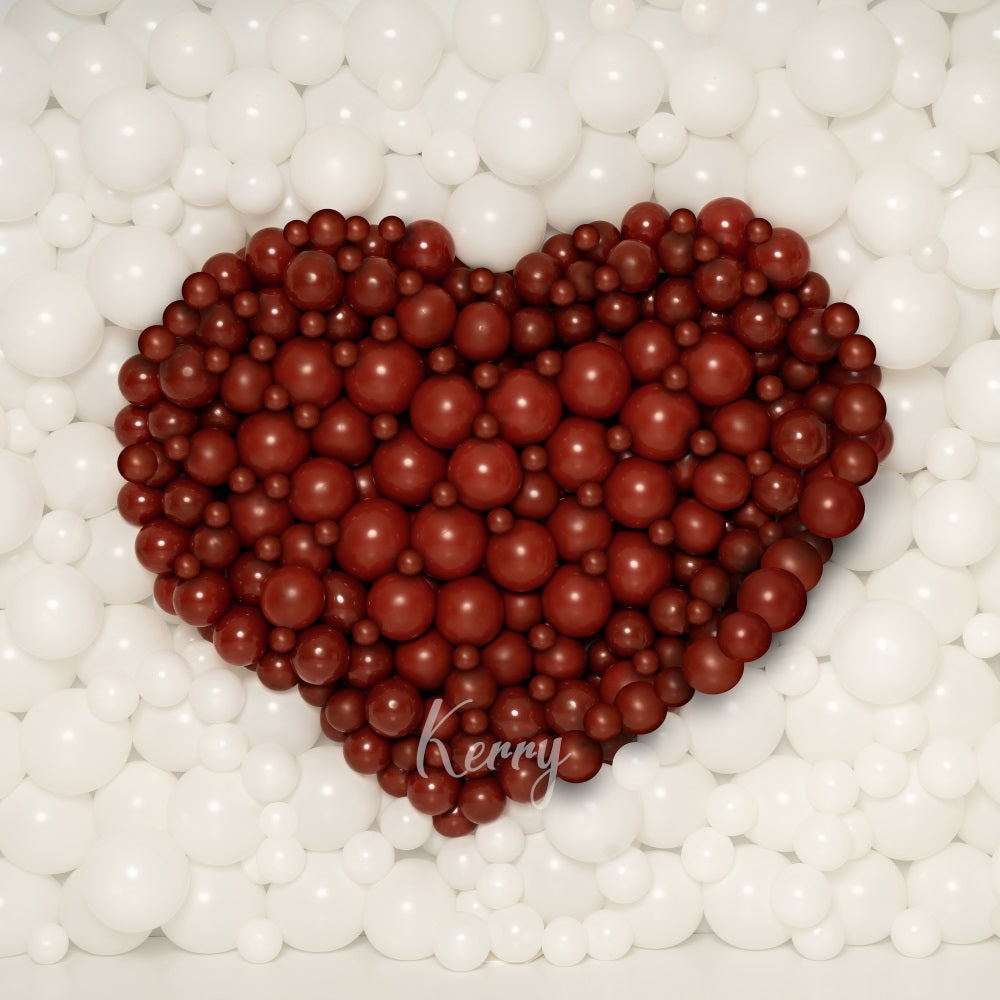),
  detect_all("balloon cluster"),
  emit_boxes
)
[116,198,888,835]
